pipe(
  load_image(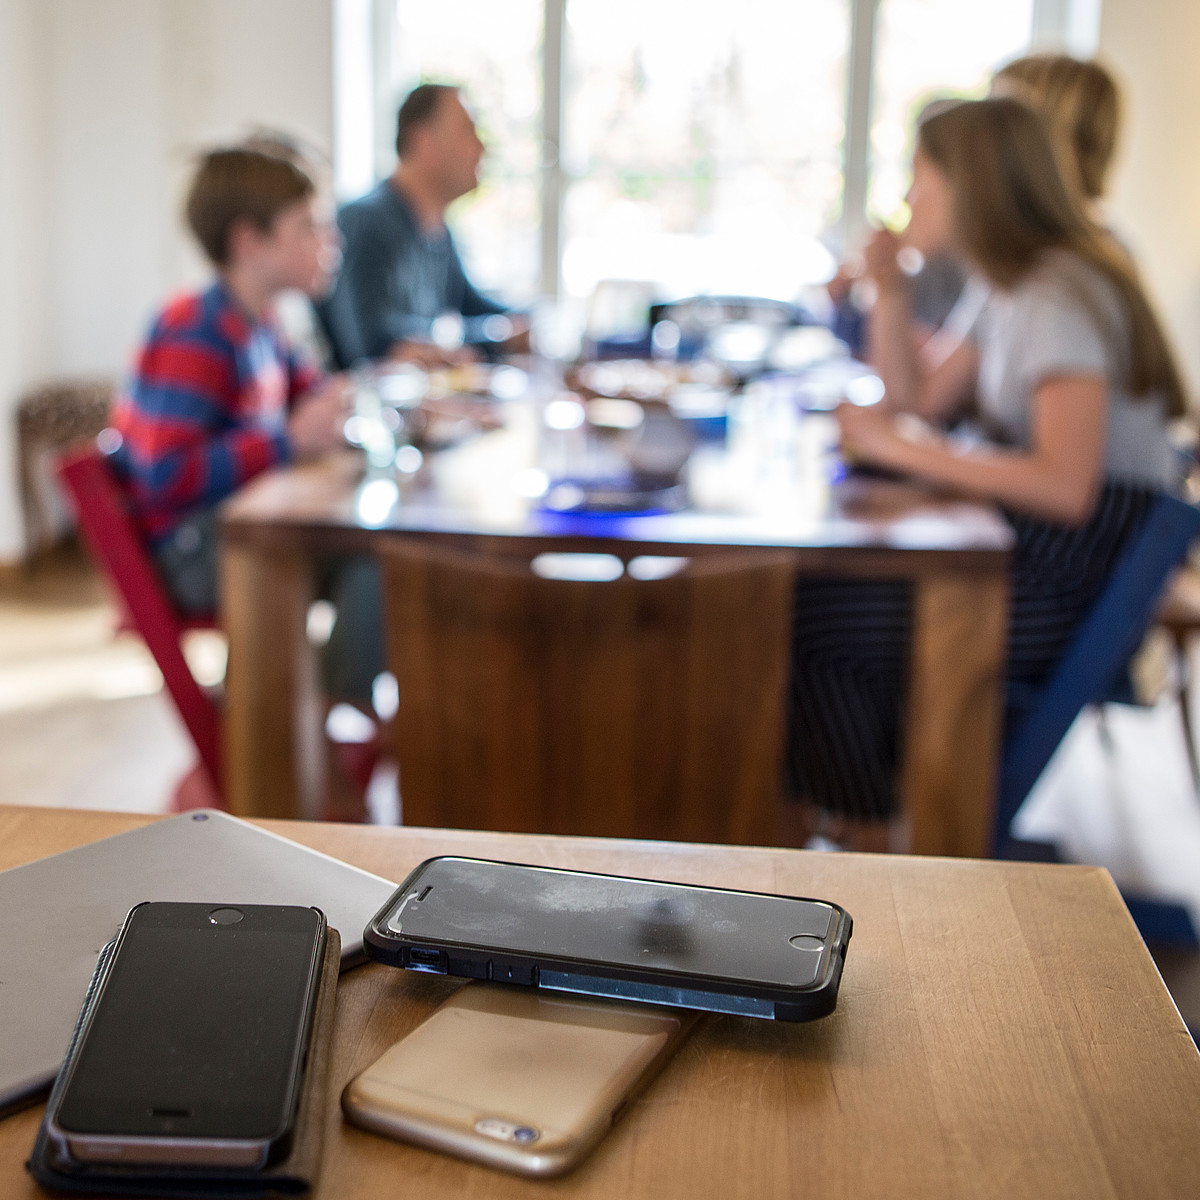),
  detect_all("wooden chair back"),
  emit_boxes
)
[380,540,796,845]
